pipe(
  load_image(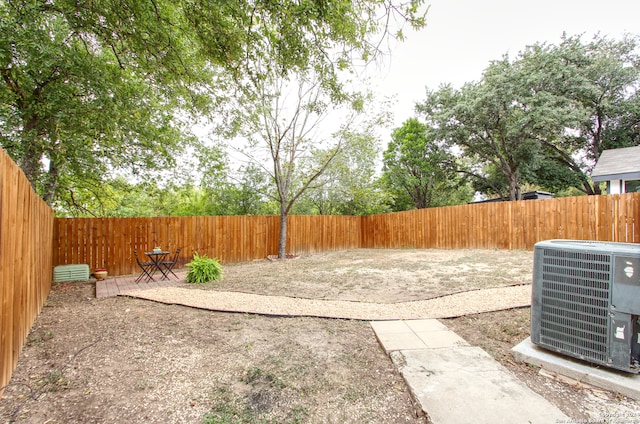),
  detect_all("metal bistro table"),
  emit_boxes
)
[145,250,171,280]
